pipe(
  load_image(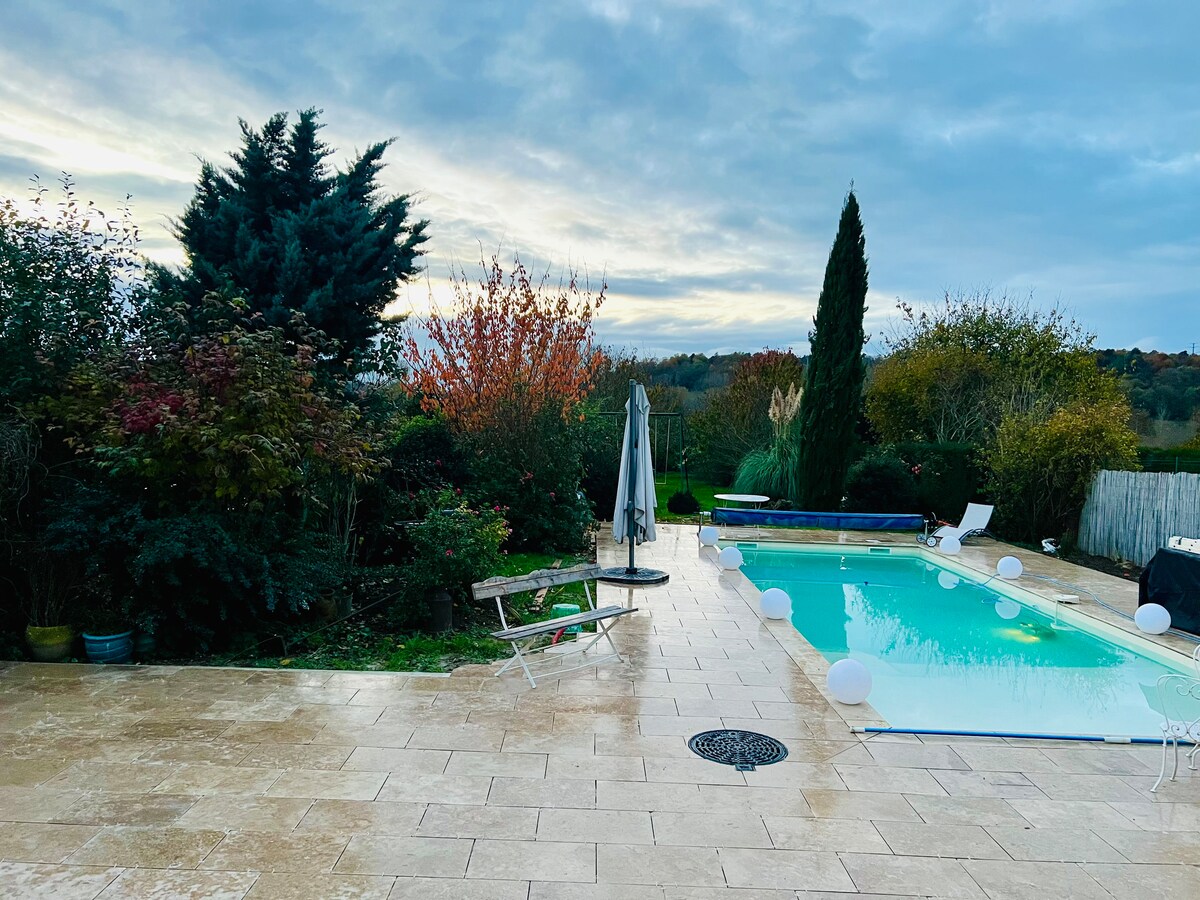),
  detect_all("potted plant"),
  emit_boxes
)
[78,577,134,665]
[20,547,81,663]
